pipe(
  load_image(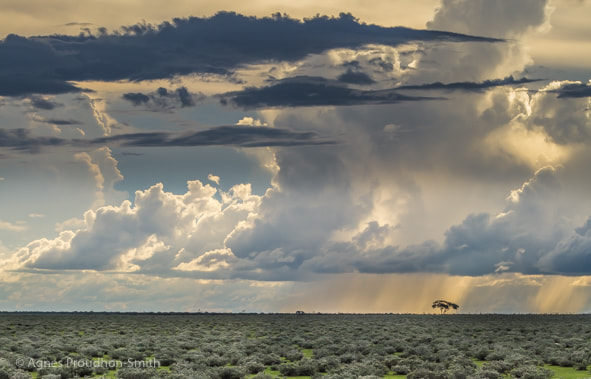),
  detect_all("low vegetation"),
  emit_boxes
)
[0,313,590,378]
